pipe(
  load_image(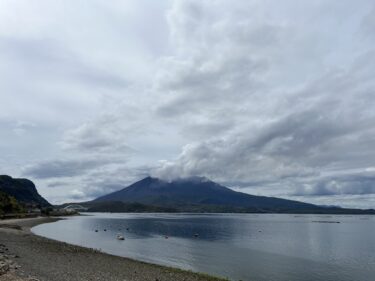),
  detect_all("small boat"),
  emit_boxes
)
[194,233,199,238]
[117,234,125,240]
